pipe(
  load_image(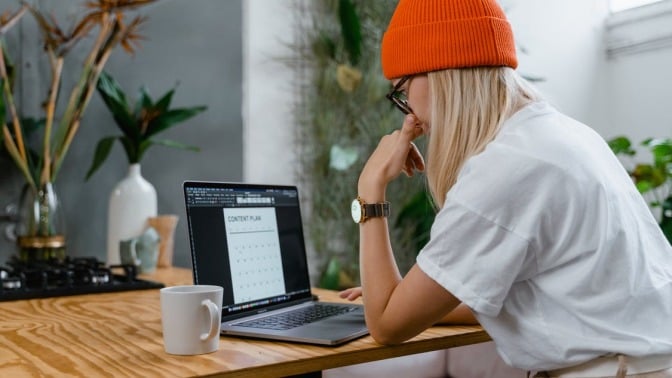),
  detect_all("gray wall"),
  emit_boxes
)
[0,0,243,268]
